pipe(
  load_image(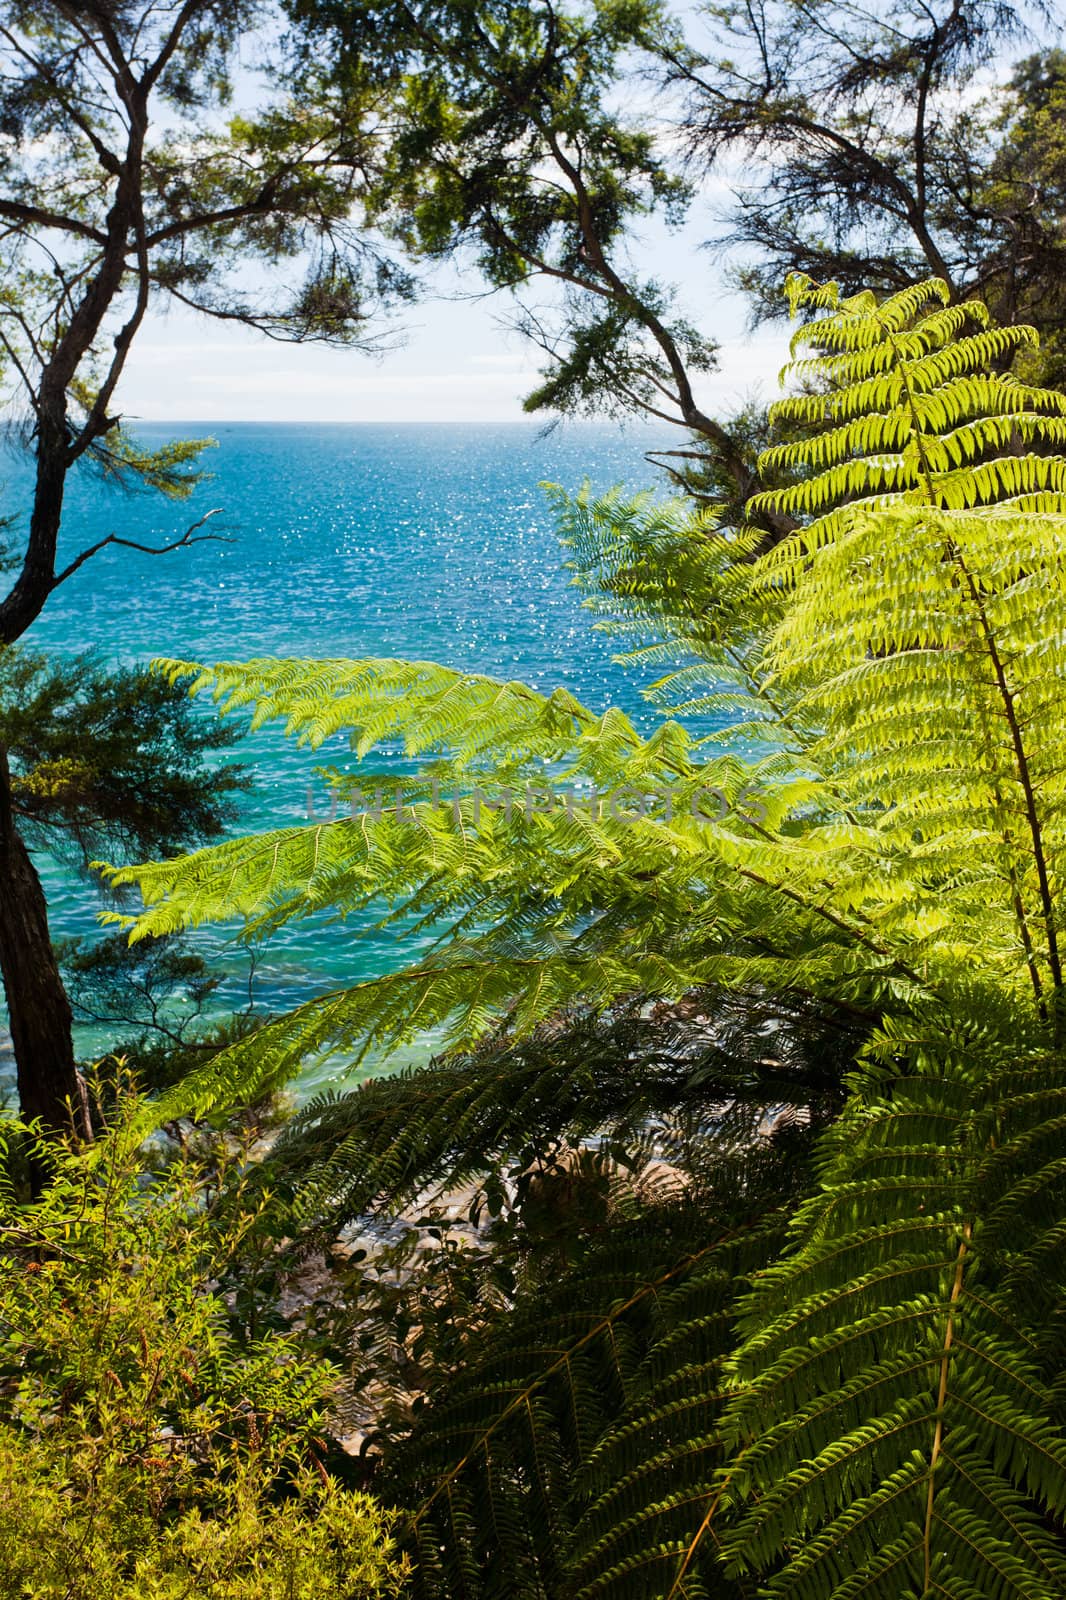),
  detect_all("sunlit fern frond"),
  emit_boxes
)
[752,275,1066,544]
[550,483,777,717]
